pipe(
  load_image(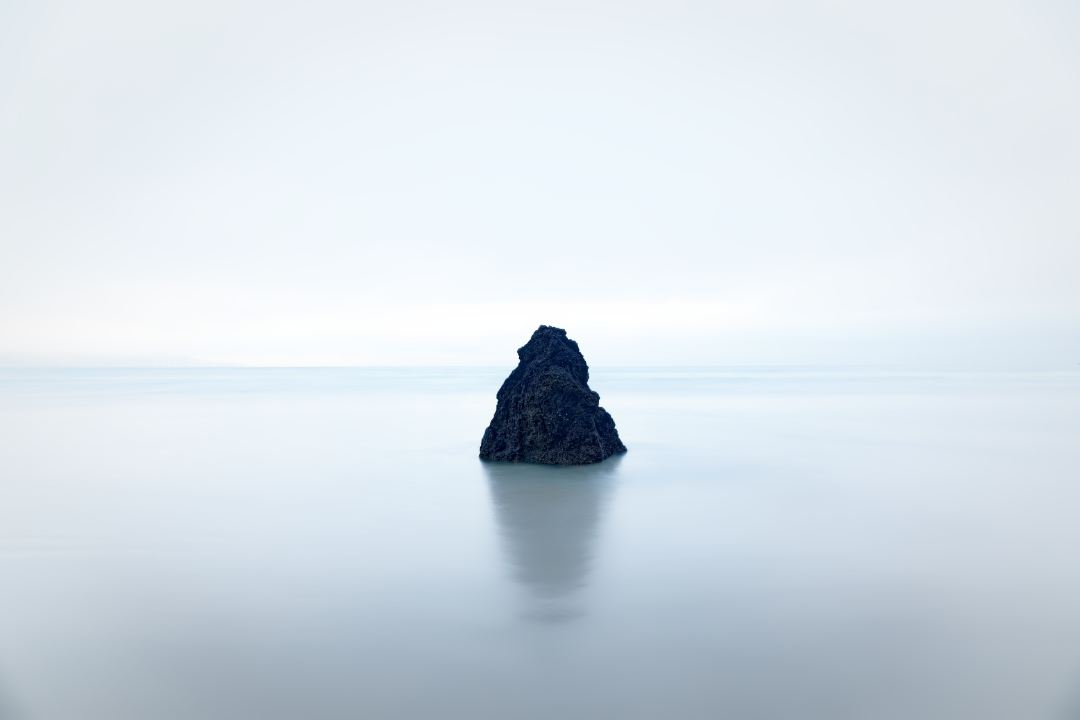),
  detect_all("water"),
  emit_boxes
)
[0,366,1079,720]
